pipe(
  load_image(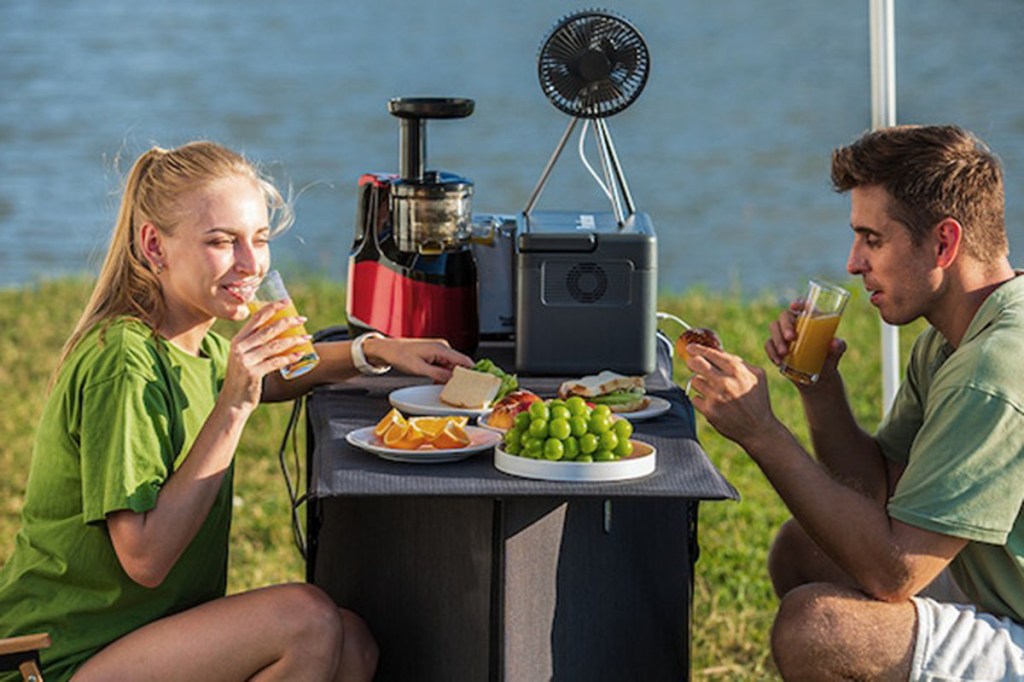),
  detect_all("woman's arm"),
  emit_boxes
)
[107,303,304,587]
[261,335,474,403]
